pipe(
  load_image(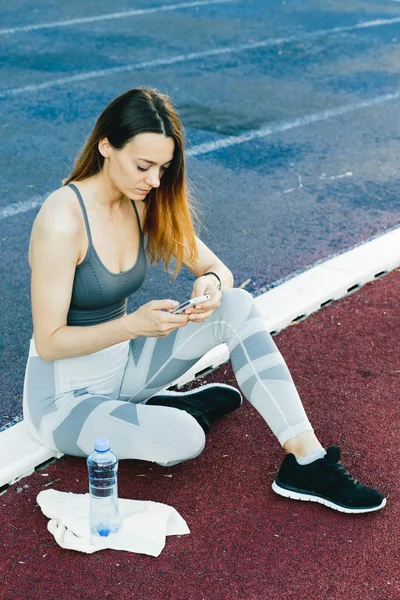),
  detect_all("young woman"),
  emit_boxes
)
[23,87,385,514]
